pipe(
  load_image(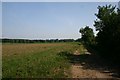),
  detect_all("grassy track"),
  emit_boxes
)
[2,42,86,78]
